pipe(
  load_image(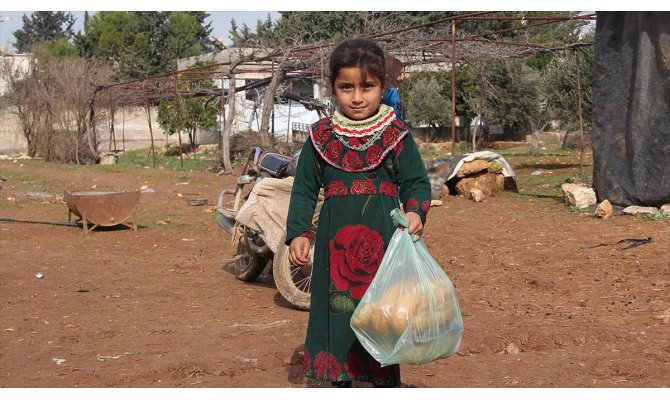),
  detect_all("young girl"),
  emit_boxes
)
[285,38,431,388]
[382,56,406,122]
